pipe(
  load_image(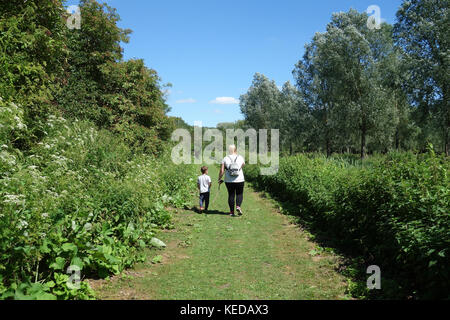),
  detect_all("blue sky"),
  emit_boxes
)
[66,0,403,127]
